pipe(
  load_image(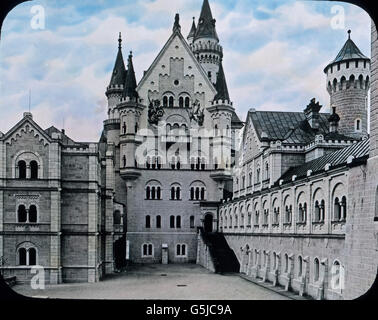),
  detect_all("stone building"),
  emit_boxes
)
[0,0,377,301]
[216,26,378,299]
